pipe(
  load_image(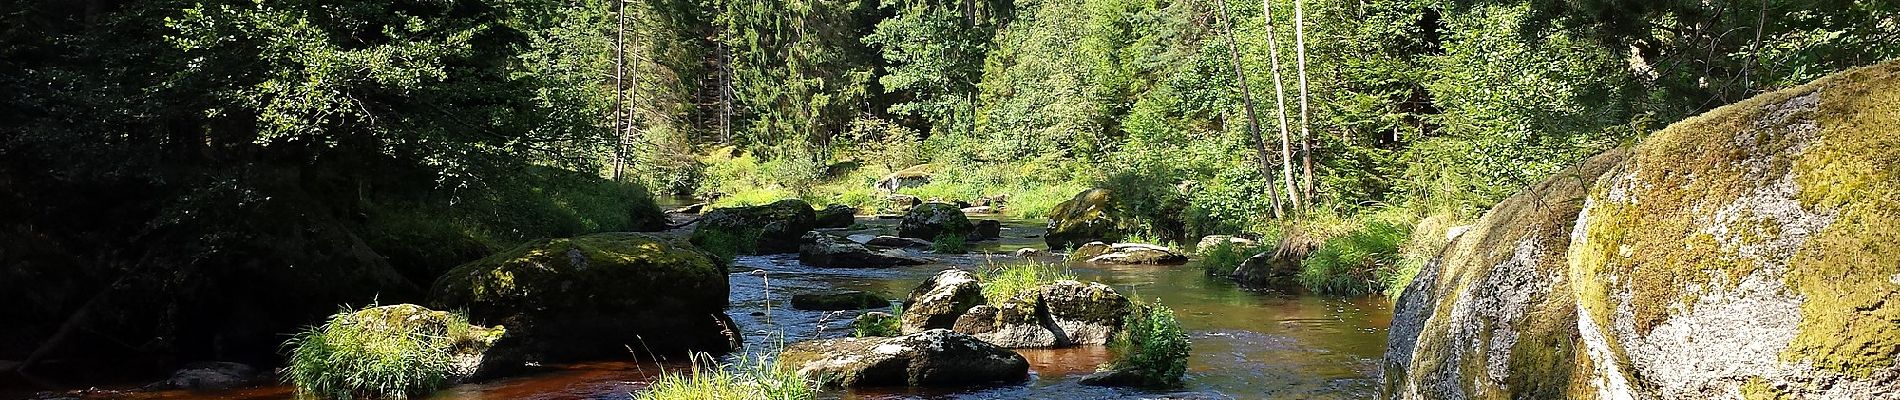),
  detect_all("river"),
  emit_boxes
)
[83,214,1391,400]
